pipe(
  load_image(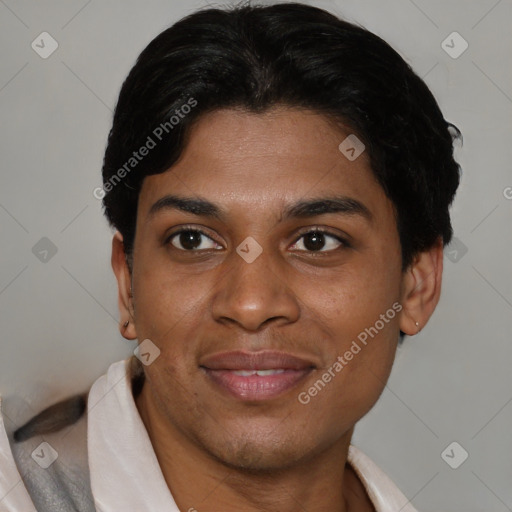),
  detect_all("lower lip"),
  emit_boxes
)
[202,368,313,401]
